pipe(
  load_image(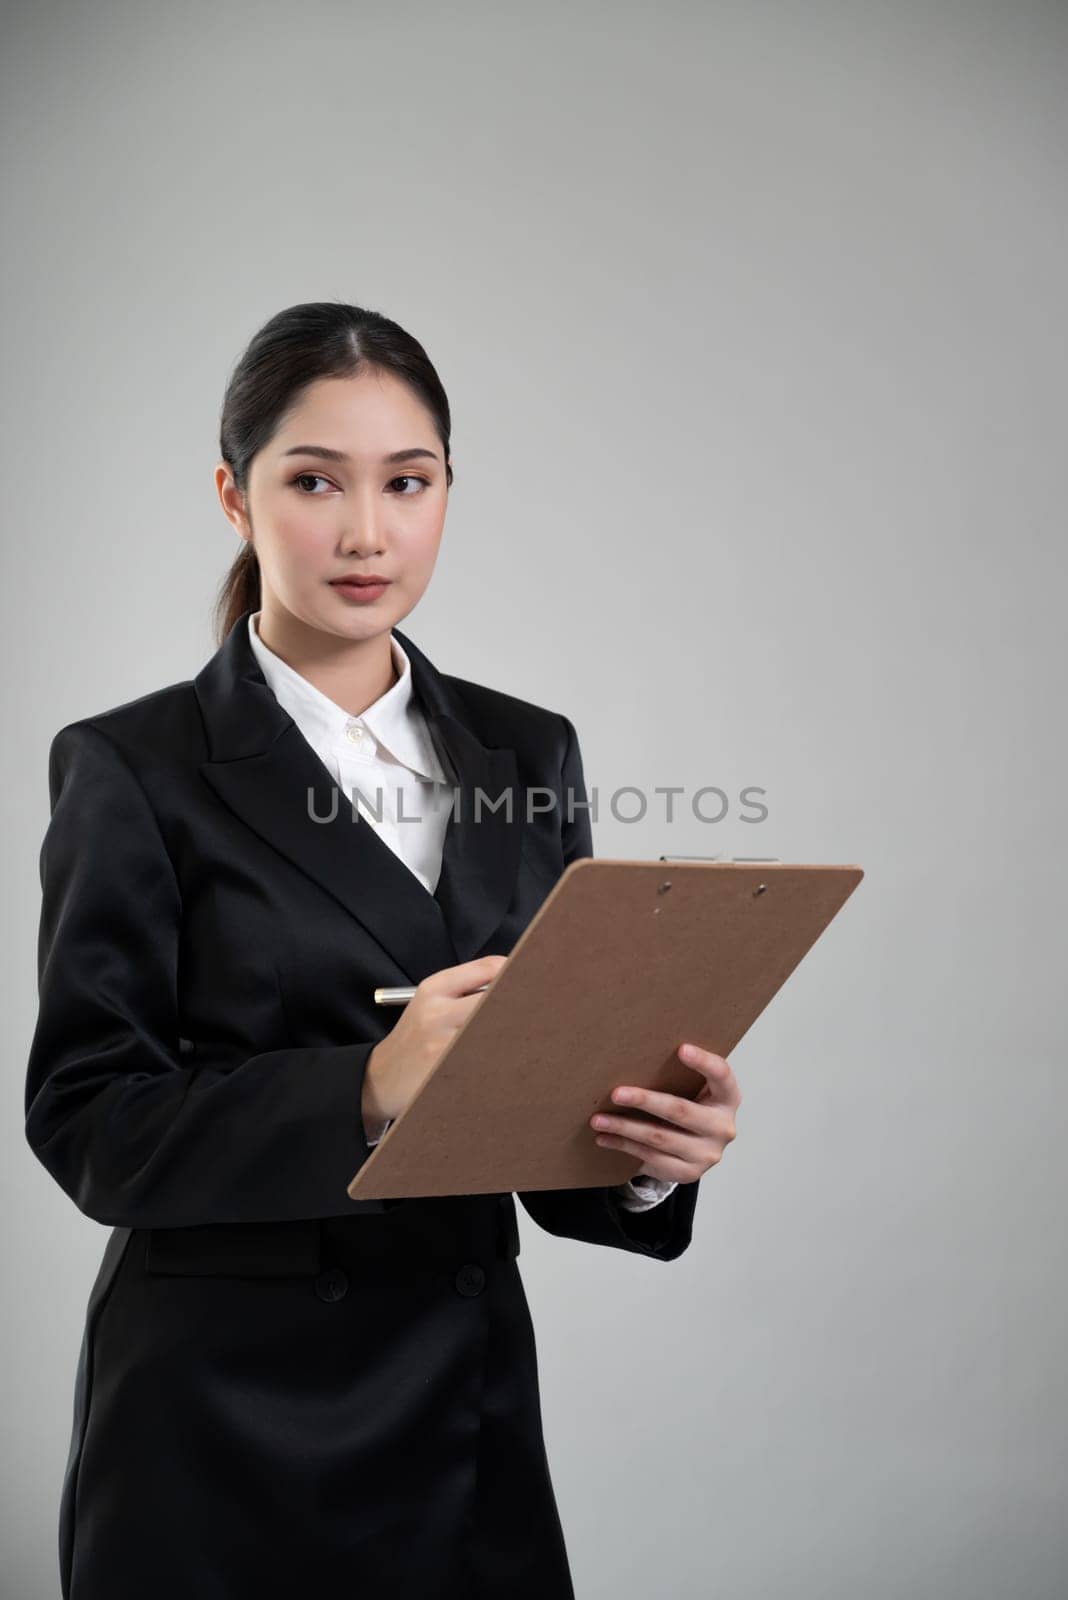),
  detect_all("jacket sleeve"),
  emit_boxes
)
[515,714,701,1262]
[24,721,393,1229]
